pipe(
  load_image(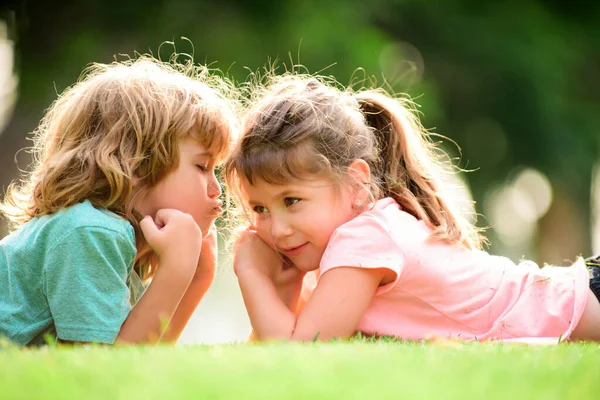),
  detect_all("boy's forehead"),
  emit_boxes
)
[179,136,225,160]
[186,123,230,159]
[179,137,210,155]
